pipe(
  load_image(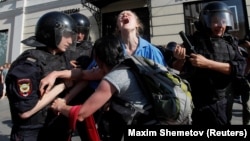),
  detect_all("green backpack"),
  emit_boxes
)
[116,55,193,125]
